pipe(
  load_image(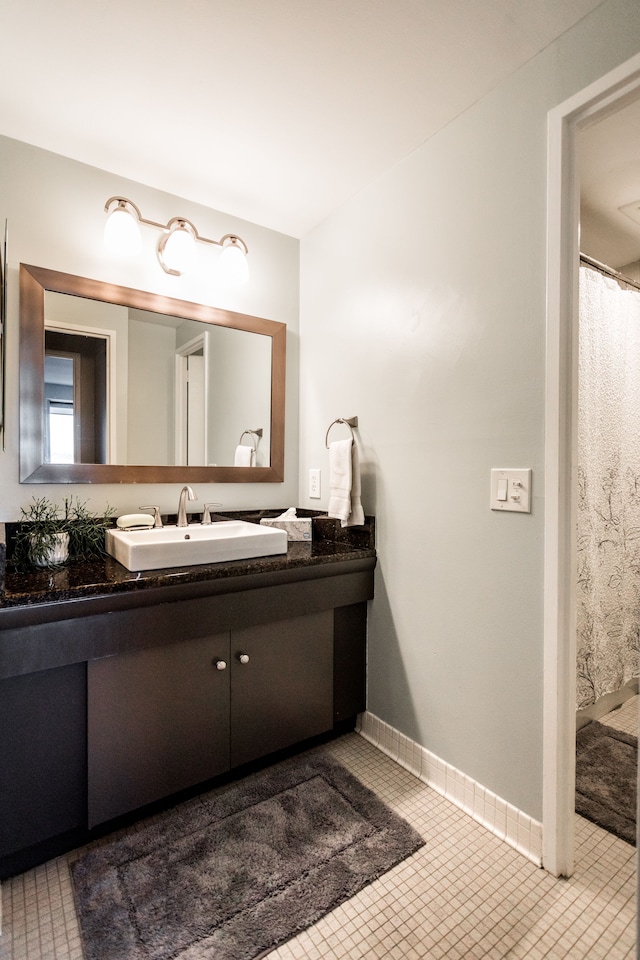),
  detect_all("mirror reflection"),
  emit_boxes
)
[19,264,286,484]
[44,293,272,468]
